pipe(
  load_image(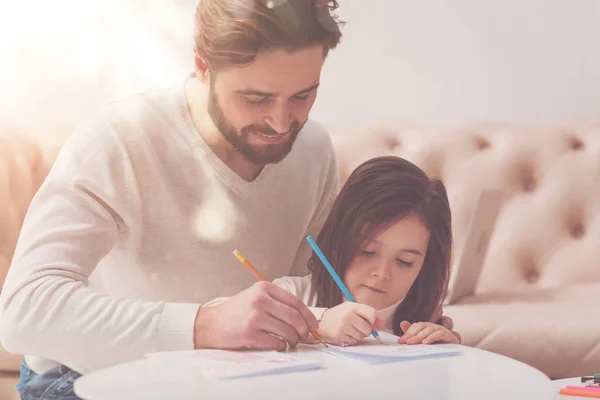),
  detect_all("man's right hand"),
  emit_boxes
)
[193,281,319,351]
